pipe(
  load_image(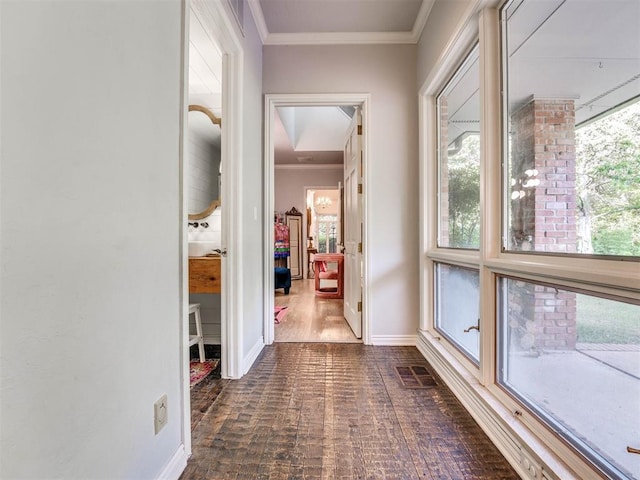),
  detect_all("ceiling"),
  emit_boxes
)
[447,0,640,142]
[274,106,352,165]
[249,0,435,45]
[193,0,639,161]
